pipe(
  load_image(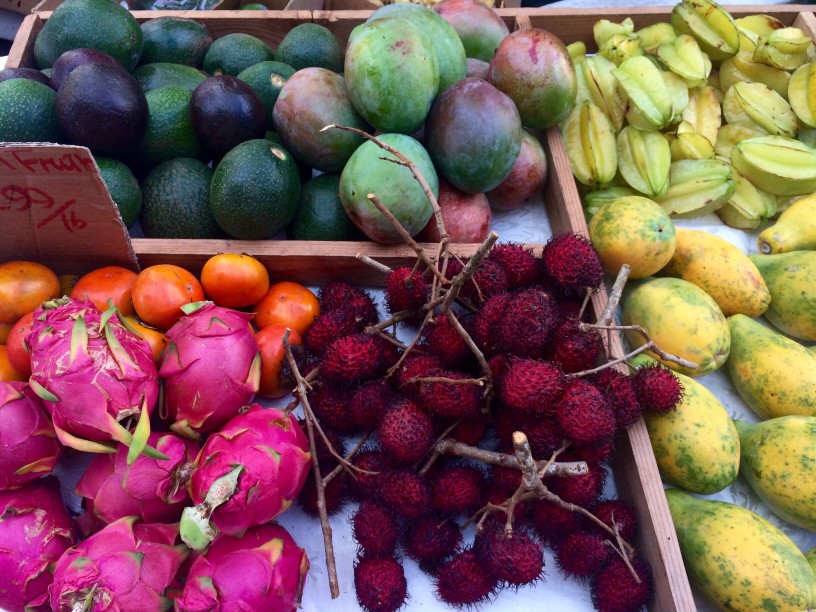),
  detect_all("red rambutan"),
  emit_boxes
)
[321,333,387,385]
[354,555,408,612]
[375,334,402,370]
[304,308,364,357]
[430,463,487,516]
[589,499,637,541]
[435,548,499,607]
[633,364,684,414]
[494,410,565,458]
[320,280,379,324]
[404,515,462,568]
[418,369,482,420]
[475,524,545,587]
[487,354,510,386]
[556,379,617,448]
[498,358,565,416]
[385,266,430,314]
[309,385,356,433]
[591,554,653,612]
[348,446,392,500]
[447,416,488,446]
[546,318,605,374]
[298,470,347,517]
[297,418,347,470]
[380,470,432,519]
[459,258,510,303]
[349,379,397,430]
[573,439,615,463]
[539,233,604,297]
[422,314,473,369]
[378,401,435,465]
[555,530,612,578]
[497,288,560,358]
[593,368,643,430]
[530,499,584,544]
[473,293,510,355]
[549,461,607,506]
[490,464,522,495]
[487,242,538,289]
[352,501,401,557]
[393,353,441,397]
